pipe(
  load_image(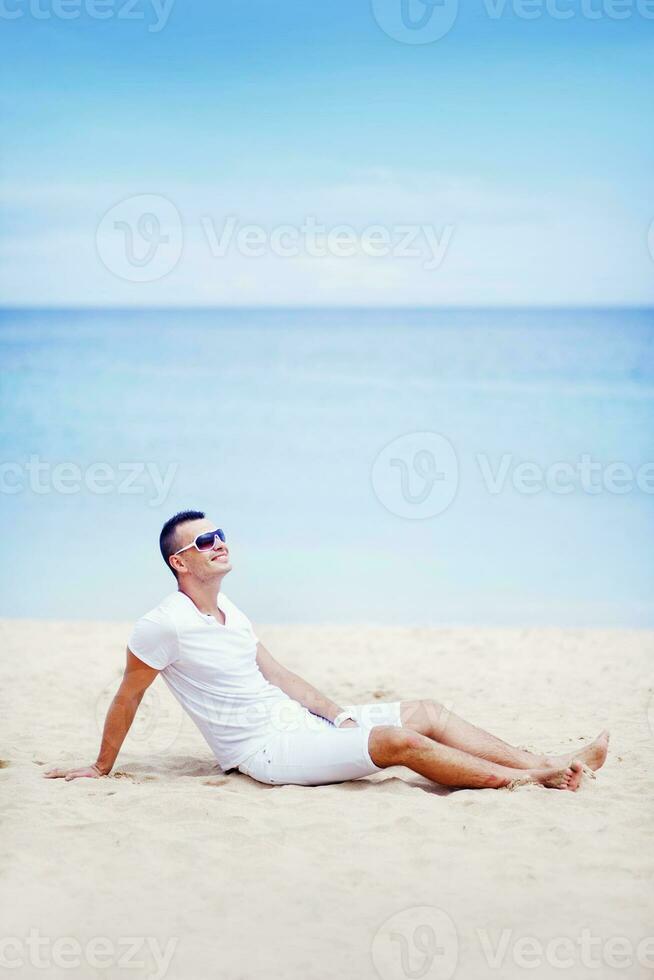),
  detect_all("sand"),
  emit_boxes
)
[1,619,653,980]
